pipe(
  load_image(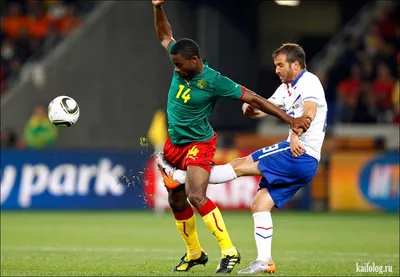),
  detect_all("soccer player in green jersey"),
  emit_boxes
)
[152,0,310,274]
